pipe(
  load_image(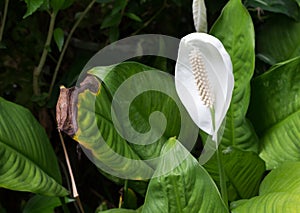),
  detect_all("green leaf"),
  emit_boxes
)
[50,0,65,12]
[204,147,265,201]
[231,162,300,212]
[23,195,74,213]
[73,75,153,179]
[122,188,138,209]
[53,28,64,52]
[259,161,300,195]
[23,0,46,18]
[248,57,300,169]
[88,62,196,160]
[125,13,142,22]
[232,192,300,213]
[224,149,265,199]
[210,0,259,152]
[111,0,128,15]
[0,98,68,196]
[108,26,119,42]
[142,138,228,213]
[61,62,197,180]
[100,0,128,29]
[60,0,74,10]
[256,15,300,65]
[50,0,73,12]
[97,208,141,213]
[202,0,262,202]
[101,13,122,29]
[244,0,300,20]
